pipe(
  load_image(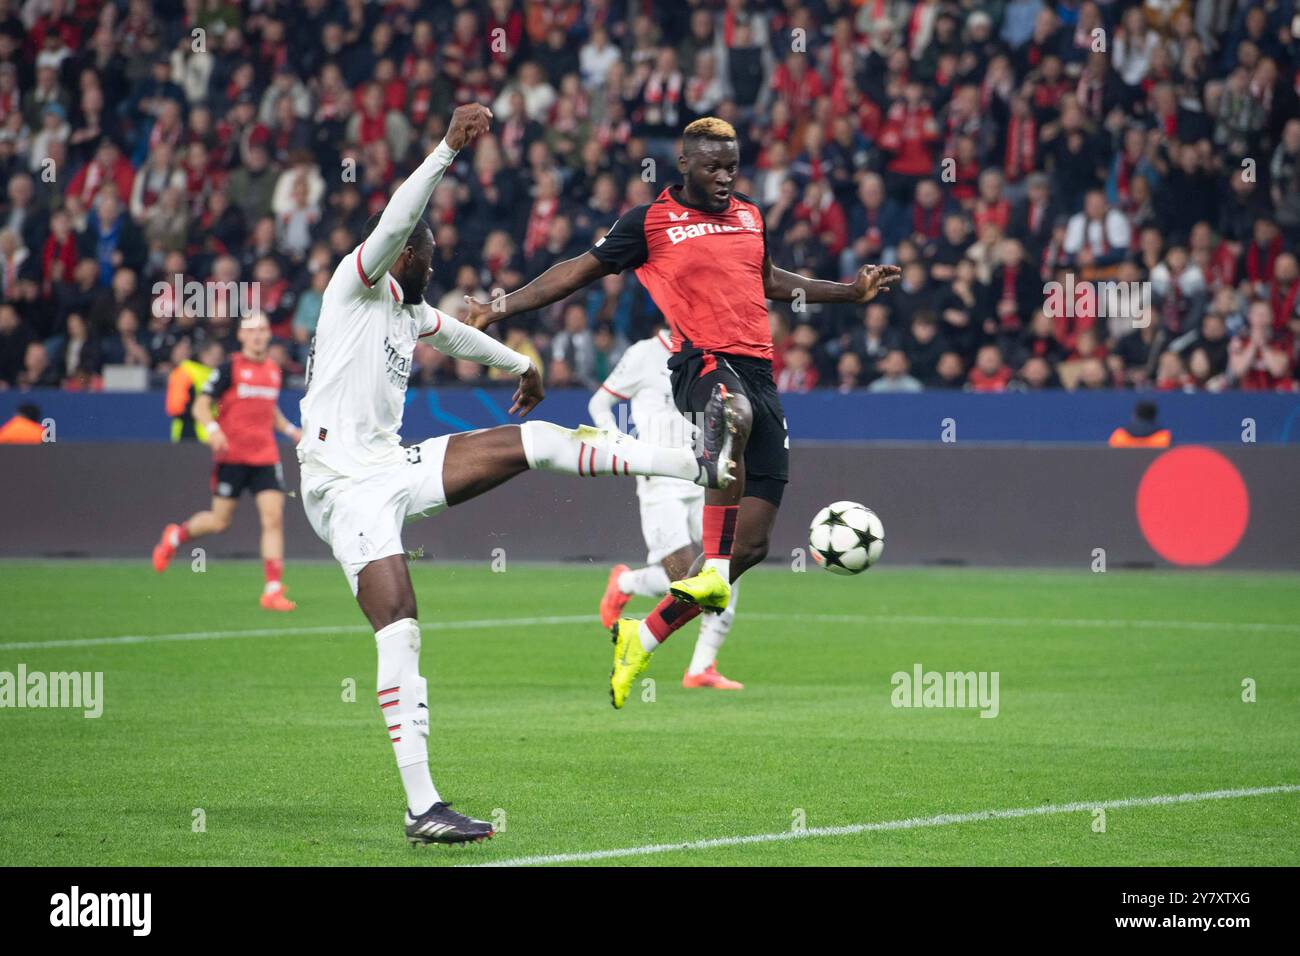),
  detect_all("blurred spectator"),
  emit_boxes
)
[551,302,597,388]
[1228,300,1293,391]
[1108,400,1172,447]
[292,268,329,359]
[834,351,863,392]
[967,344,1012,392]
[867,349,922,392]
[79,188,145,285]
[0,401,43,443]
[903,312,948,386]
